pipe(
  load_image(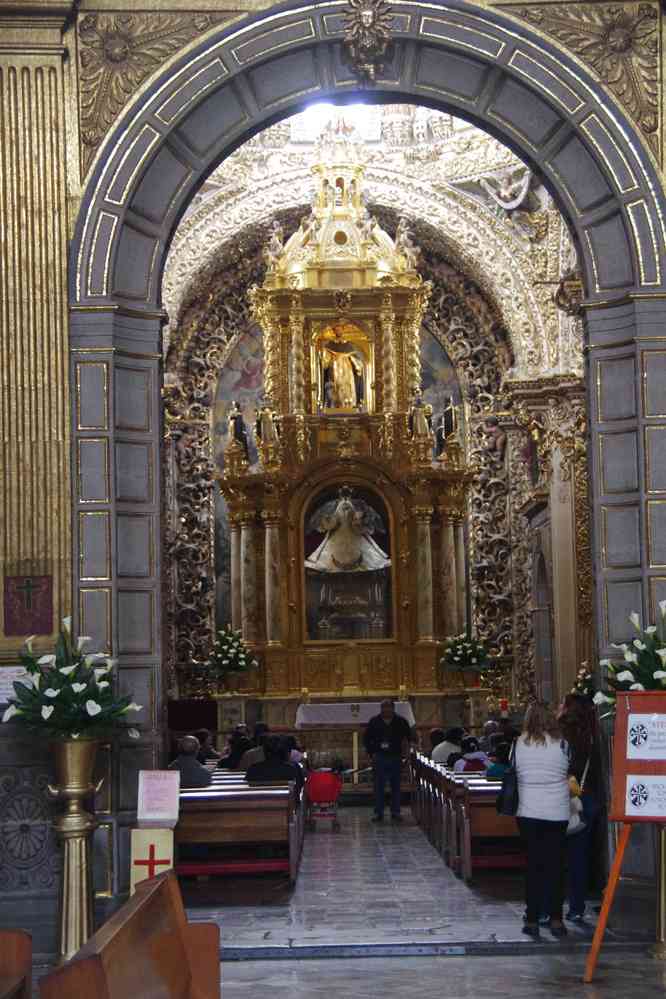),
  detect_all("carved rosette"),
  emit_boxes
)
[77,12,233,174]
[505,2,660,157]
